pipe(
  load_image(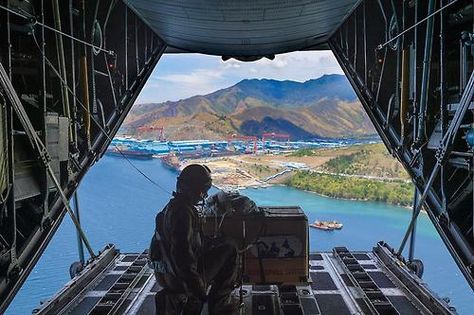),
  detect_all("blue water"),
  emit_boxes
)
[5,156,473,314]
